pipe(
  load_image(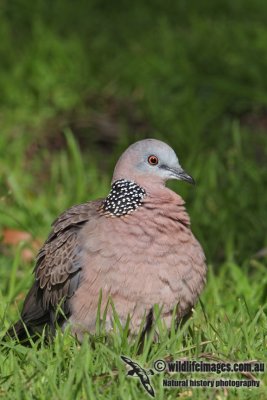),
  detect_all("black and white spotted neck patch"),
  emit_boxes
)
[101,179,146,216]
